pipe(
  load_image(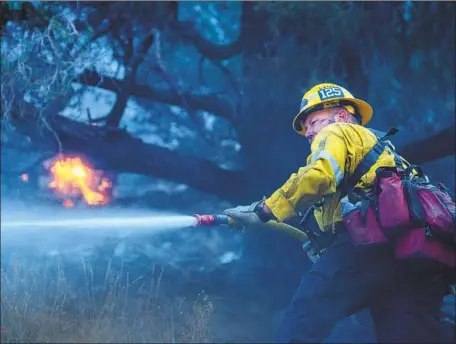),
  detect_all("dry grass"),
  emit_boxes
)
[1,255,214,343]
